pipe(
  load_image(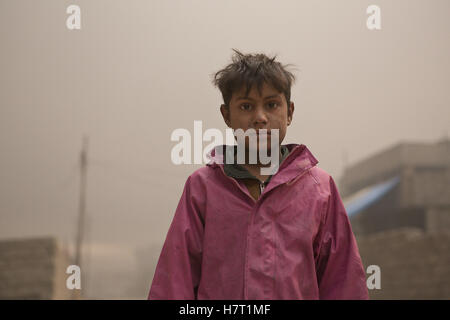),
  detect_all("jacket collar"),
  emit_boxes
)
[222,145,290,182]
[206,143,319,193]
